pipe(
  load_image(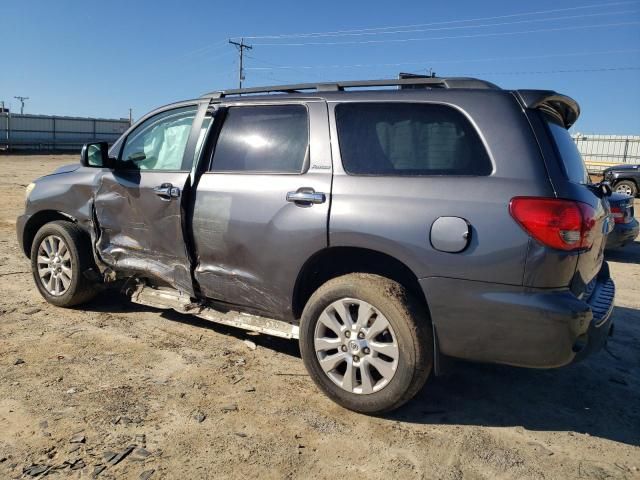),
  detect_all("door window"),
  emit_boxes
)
[120,106,198,171]
[211,105,309,173]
